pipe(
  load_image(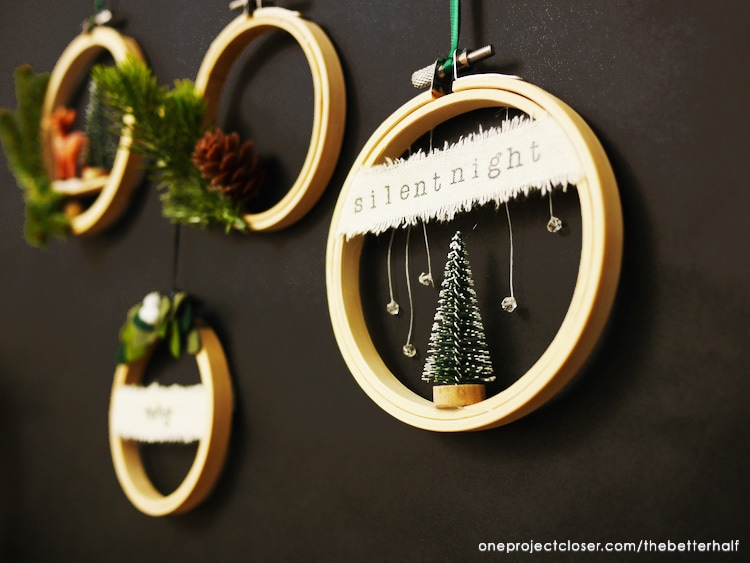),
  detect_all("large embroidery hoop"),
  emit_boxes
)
[108,325,233,516]
[326,74,623,432]
[41,26,144,235]
[195,6,346,231]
